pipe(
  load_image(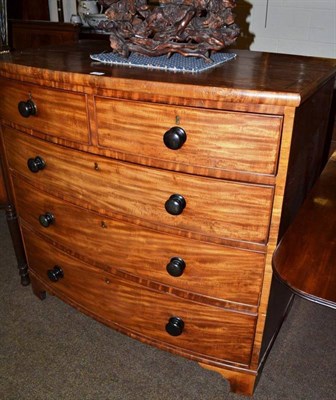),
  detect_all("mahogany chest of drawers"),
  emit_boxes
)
[0,41,335,396]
